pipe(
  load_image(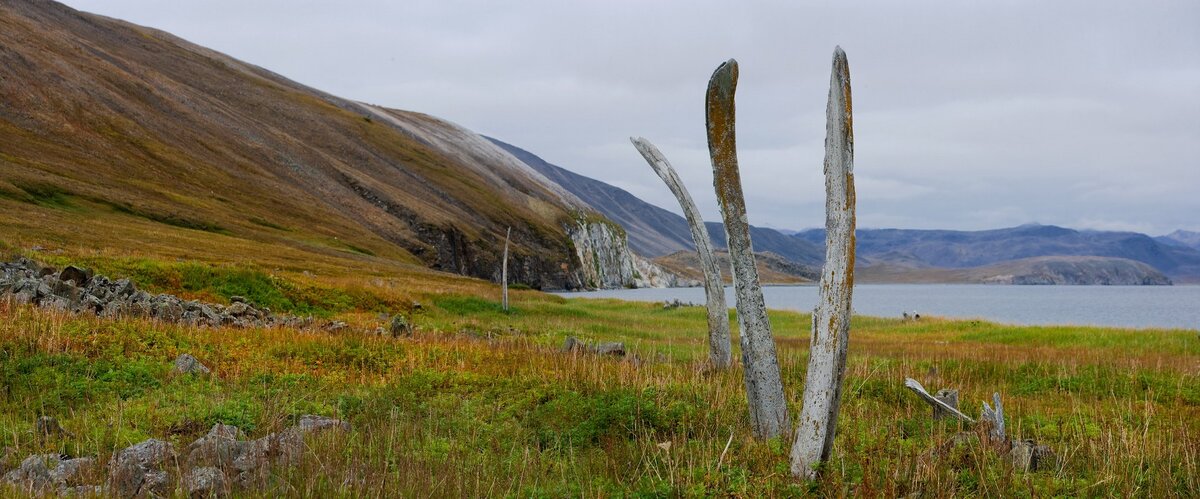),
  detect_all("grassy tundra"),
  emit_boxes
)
[0,251,1197,496]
